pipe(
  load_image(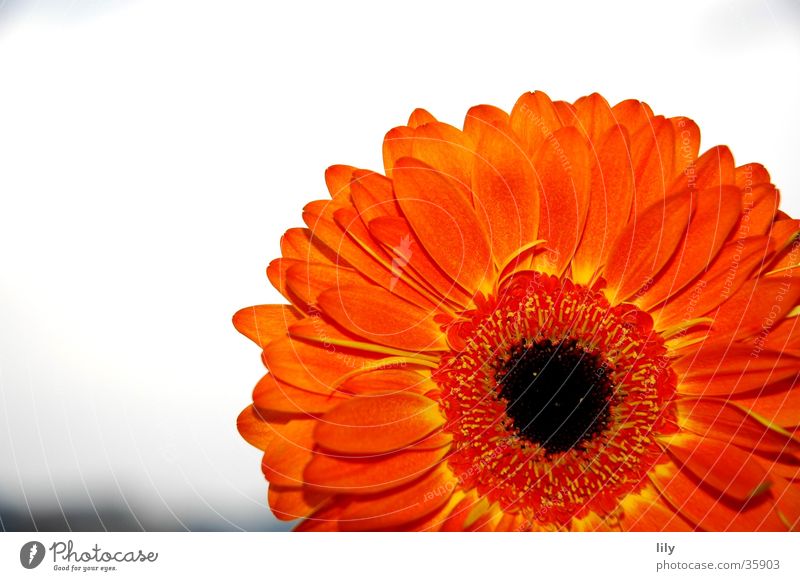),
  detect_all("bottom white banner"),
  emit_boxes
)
[1,532,797,580]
